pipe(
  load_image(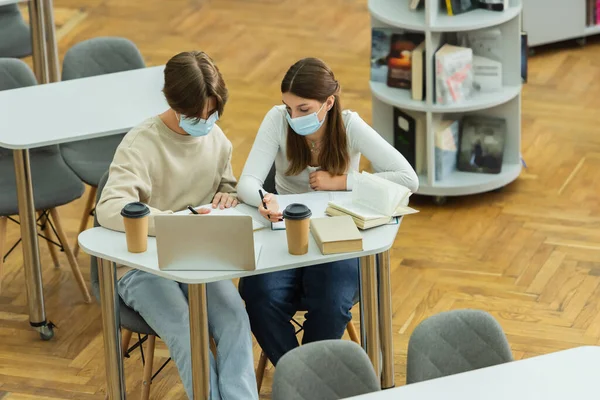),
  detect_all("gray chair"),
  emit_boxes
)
[0,4,32,59]
[406,309,513,384]
[59,37,146,257]
[272,339,380,400]
[0,58,90,303]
